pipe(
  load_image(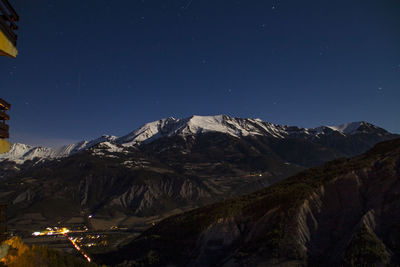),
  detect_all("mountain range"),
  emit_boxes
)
[97,138,400,266]
[1,115,394,164]
[0,115,398,239]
